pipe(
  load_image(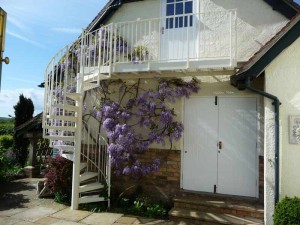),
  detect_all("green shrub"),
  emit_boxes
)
[0,124,14,136]
[129,196,167,219]
[146,204,167,218]
[274,196,300,225]
[0,148,22,182]
[0,135,13,149]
